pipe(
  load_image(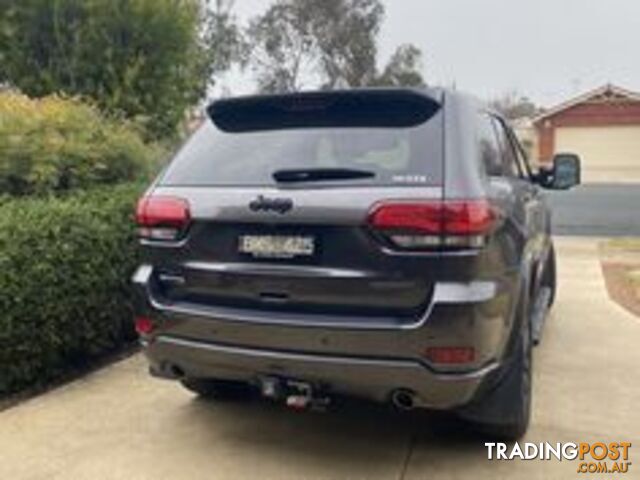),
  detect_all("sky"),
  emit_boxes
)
[223,0,640,108]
